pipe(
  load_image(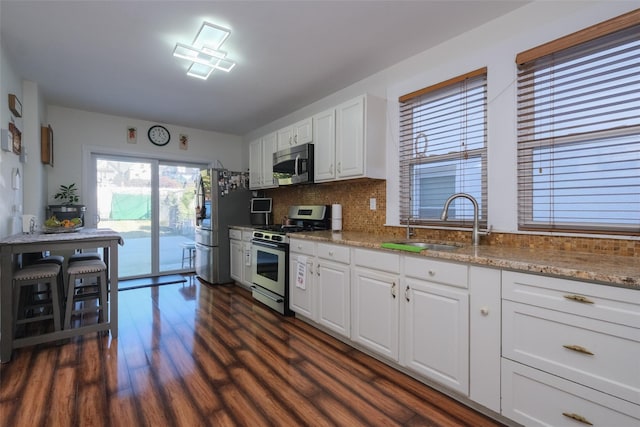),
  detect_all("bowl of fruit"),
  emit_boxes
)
[42,216,83,233]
